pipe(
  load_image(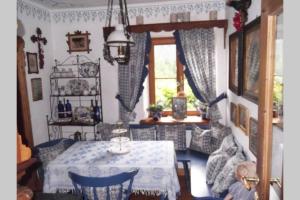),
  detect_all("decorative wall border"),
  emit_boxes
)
[51,0,225,24]
[17,0,51,23]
